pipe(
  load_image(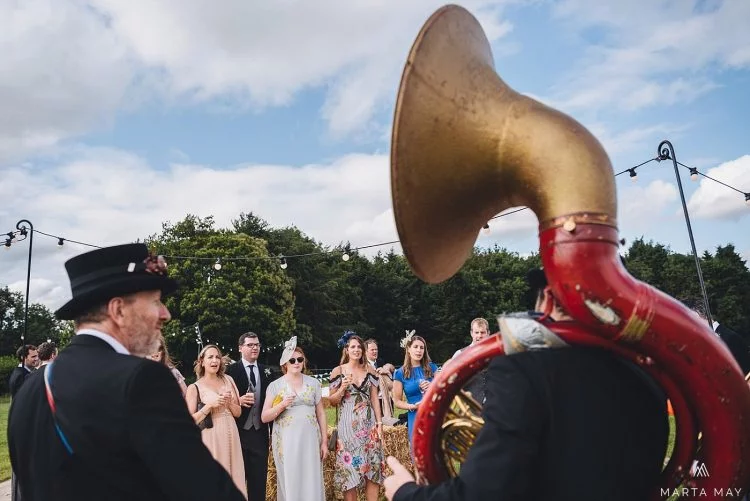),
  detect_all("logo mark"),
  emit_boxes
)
[690,461,710,478]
